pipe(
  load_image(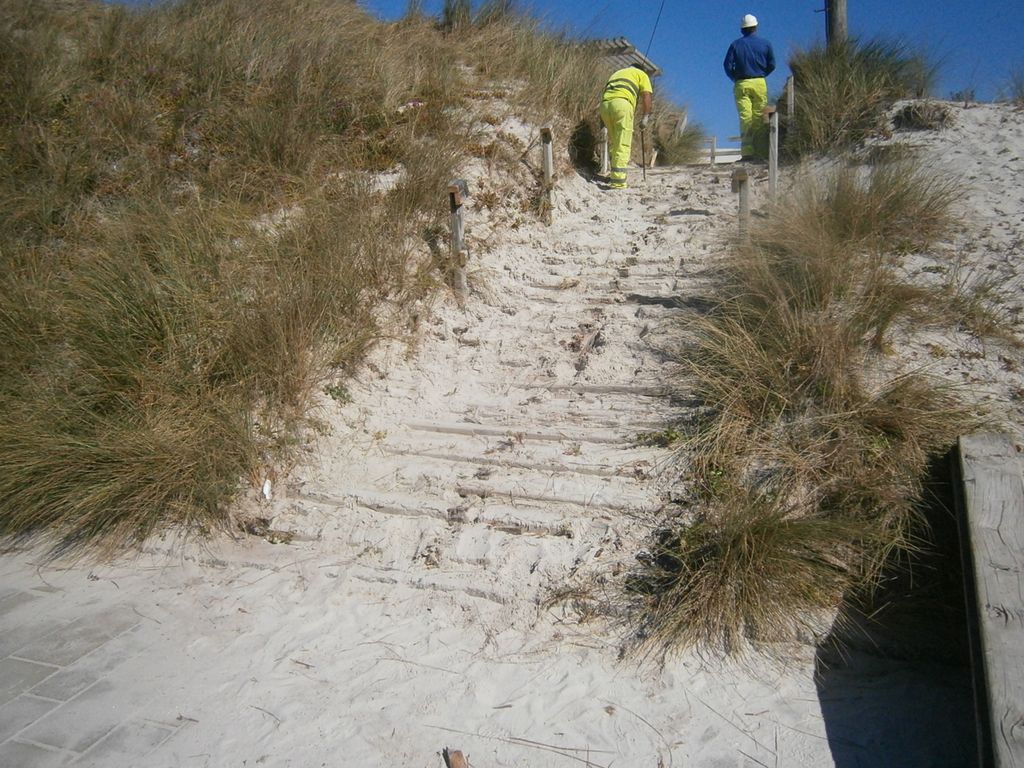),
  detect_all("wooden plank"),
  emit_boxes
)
[957,432,1024,768]
[407,421,626,444]
[519,382,664,396]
